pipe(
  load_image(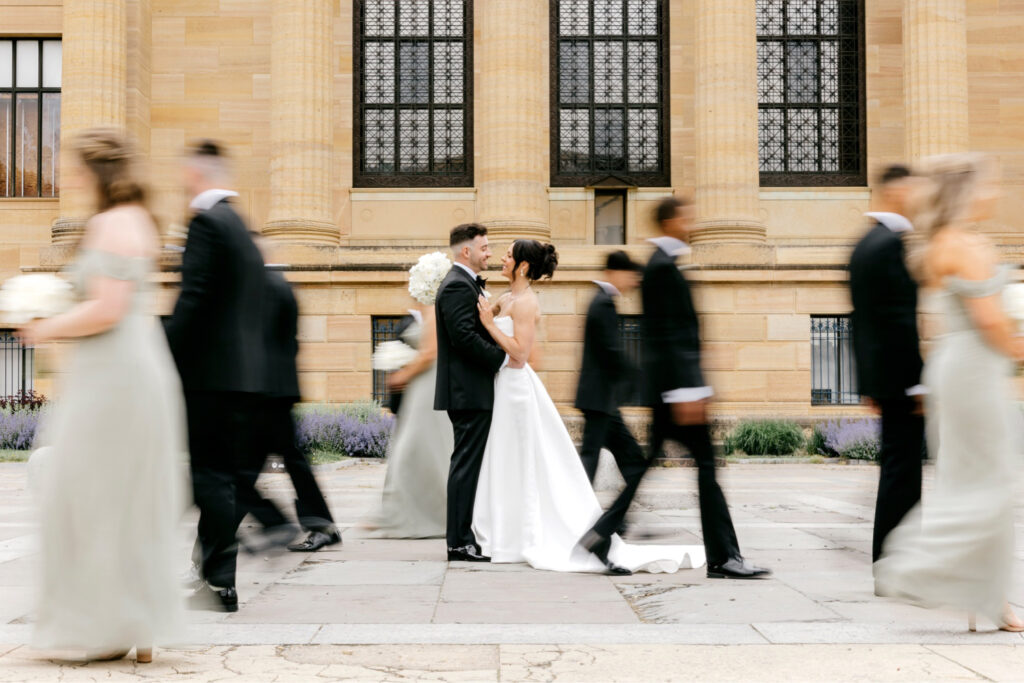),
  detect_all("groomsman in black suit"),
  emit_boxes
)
[848,164,925,564]
[165,141,267,611]
[233,234,341,553]
[641,196,770,580]
[576,251,646,575]
[435,223,508,562]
